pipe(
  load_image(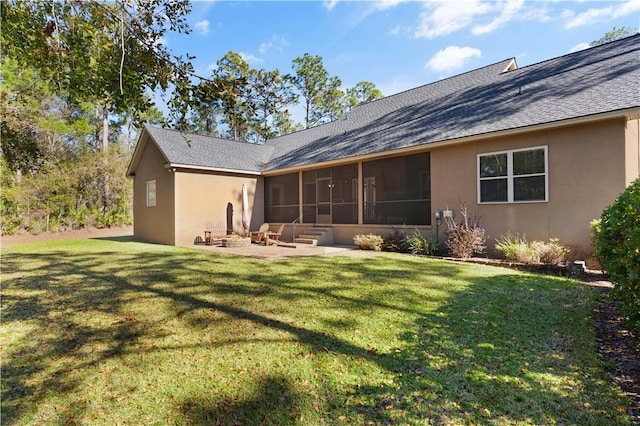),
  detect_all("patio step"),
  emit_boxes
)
[294,237,318,246]
[295,226,334,246]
